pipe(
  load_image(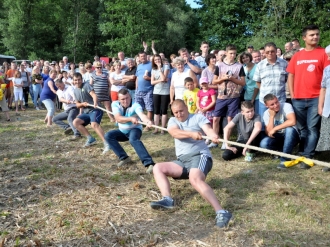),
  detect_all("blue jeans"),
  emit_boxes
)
[260,127,300,162]
[32,84,42,107]
[53,107,80,136]
[104,128,154,166]
[292,98,321,158]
